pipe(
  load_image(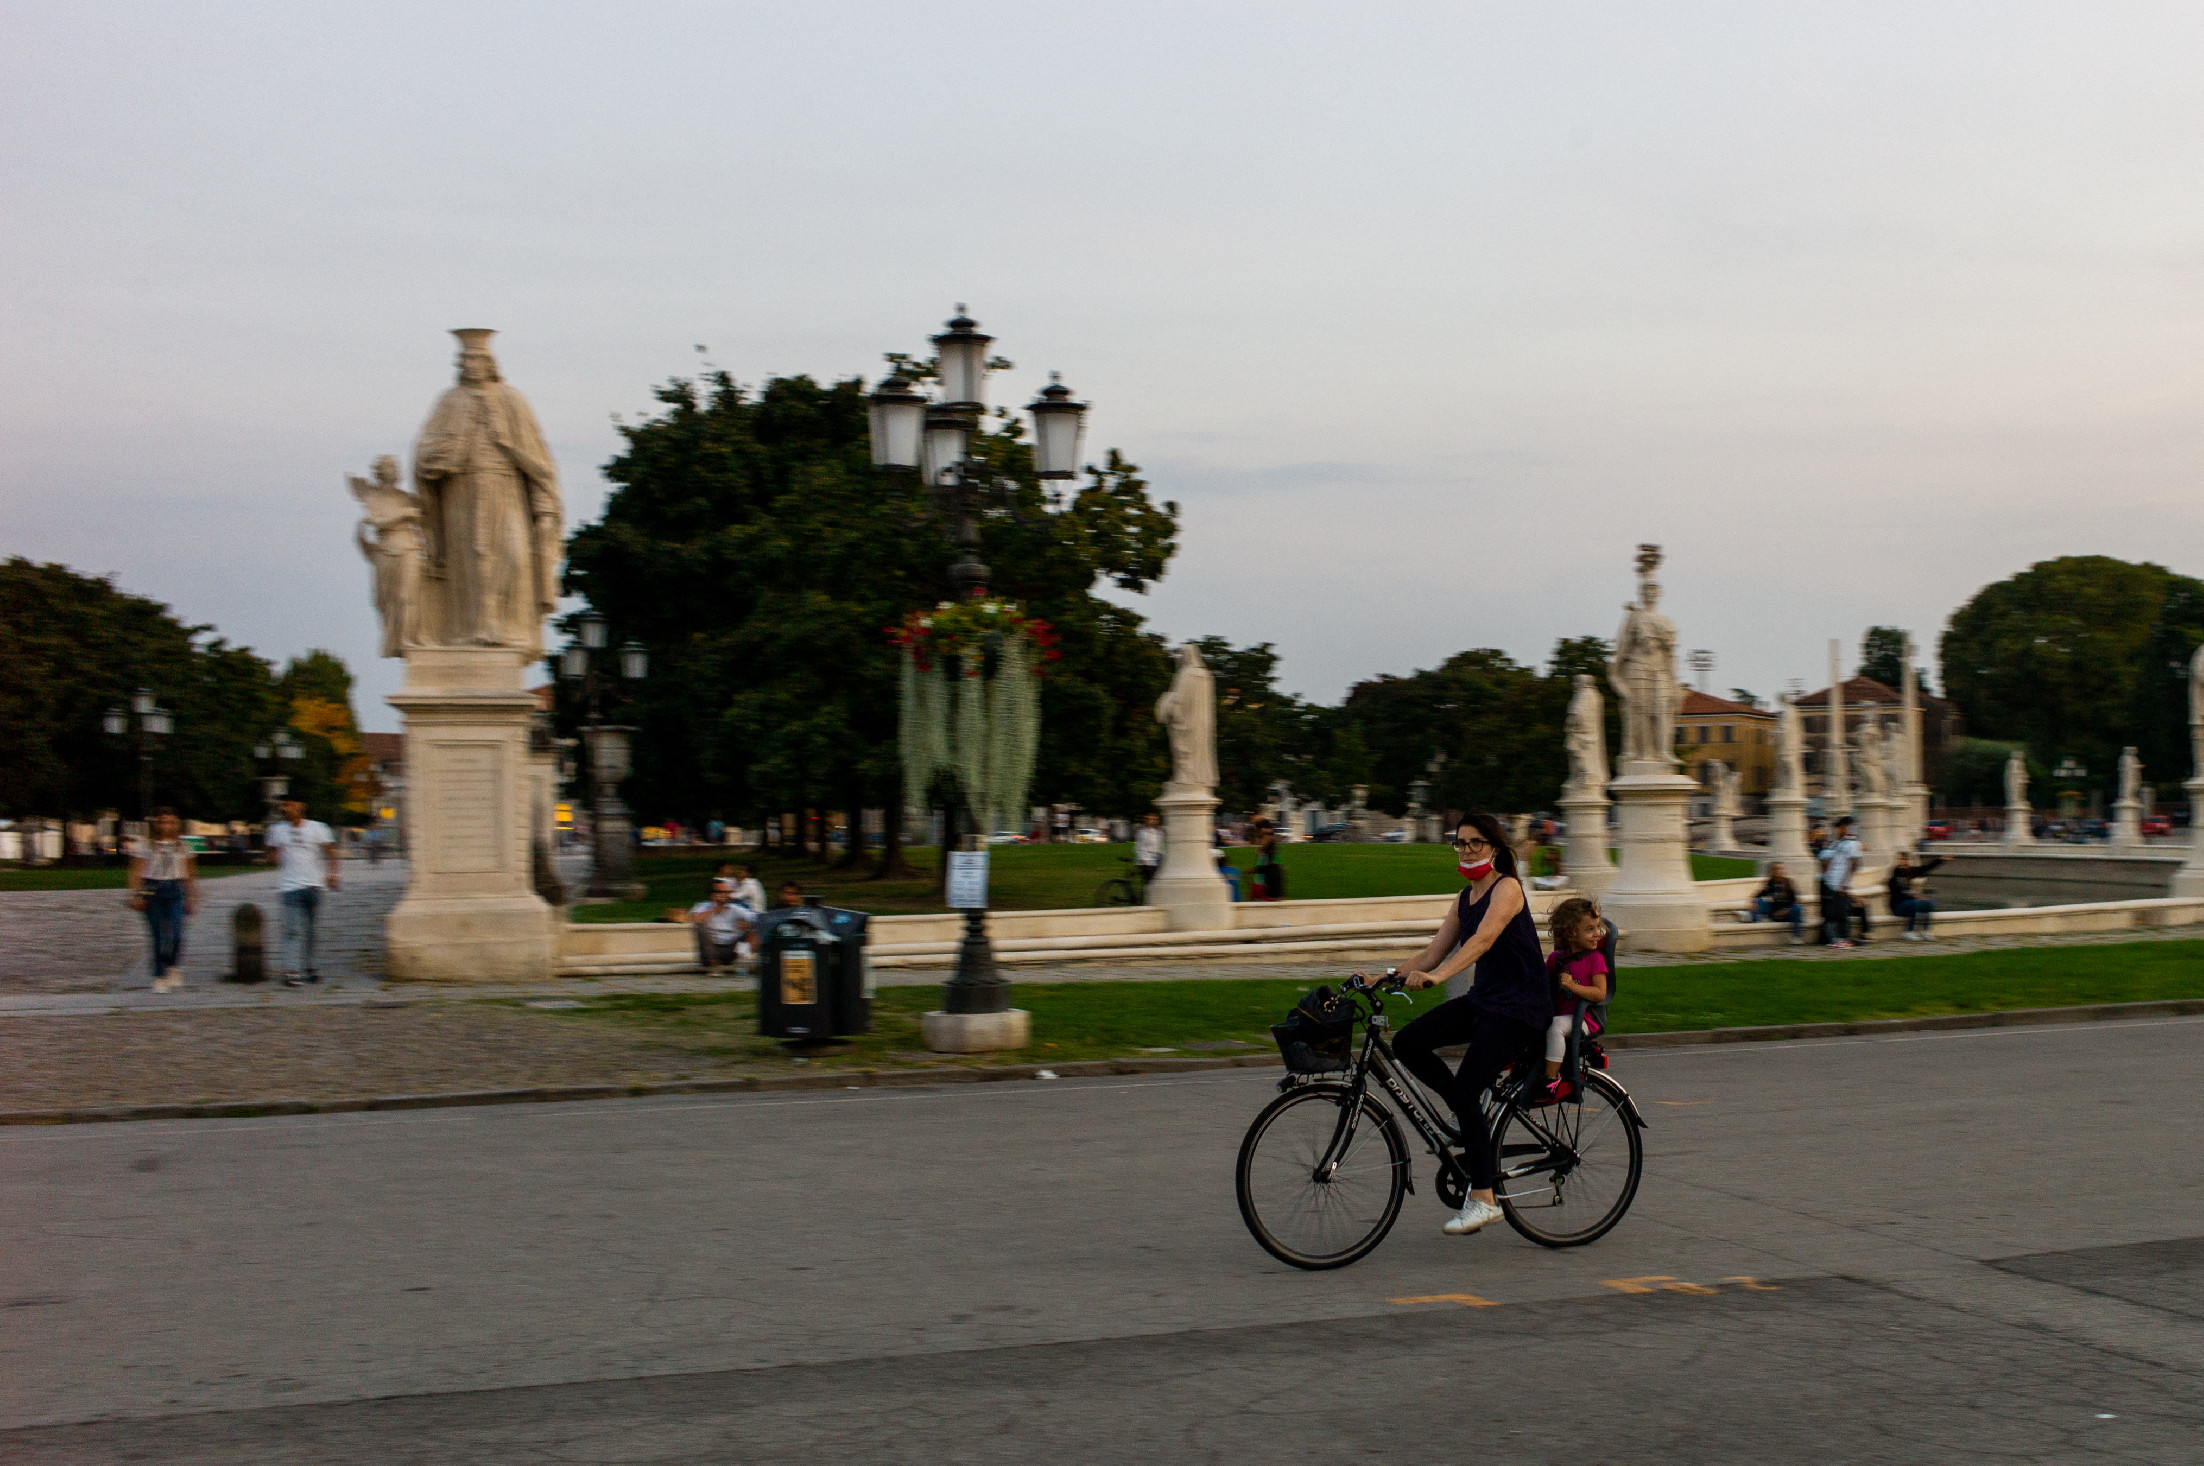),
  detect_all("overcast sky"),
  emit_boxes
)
[6,2,2203,732]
